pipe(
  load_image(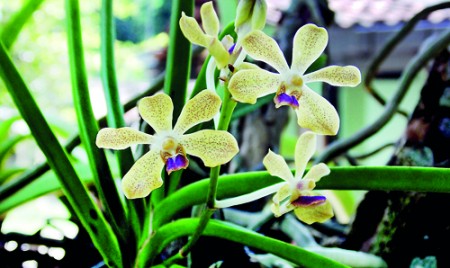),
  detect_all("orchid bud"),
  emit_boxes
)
[235,0,267,38]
